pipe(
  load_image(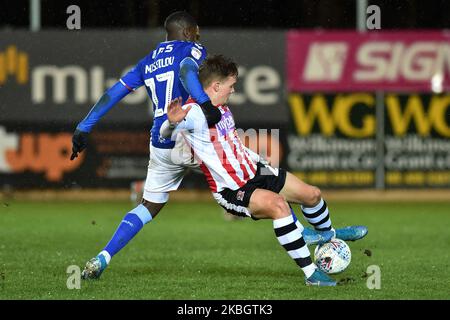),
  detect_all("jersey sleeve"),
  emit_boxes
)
[119,57,145,91]
[183,42,207,67]
[76,81,131,132]
[179,43,209,104]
